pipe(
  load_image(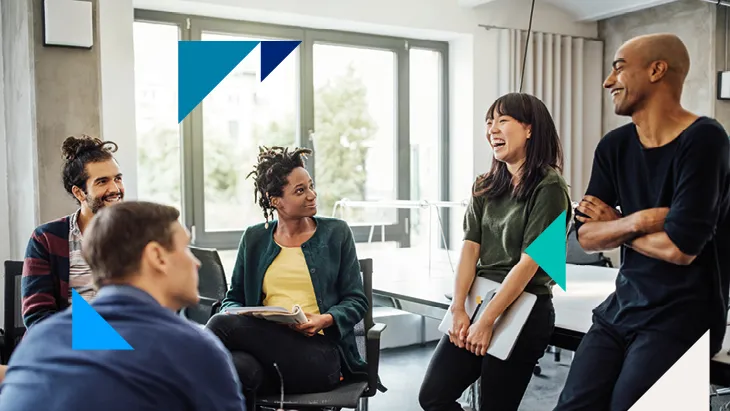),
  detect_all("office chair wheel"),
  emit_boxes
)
[533,365,541,376]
